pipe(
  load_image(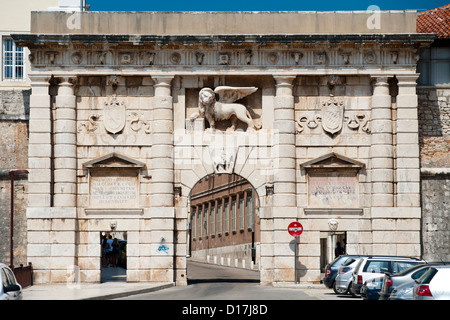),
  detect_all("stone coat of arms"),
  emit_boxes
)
[104,95,126,134]
[321,97,344,135]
